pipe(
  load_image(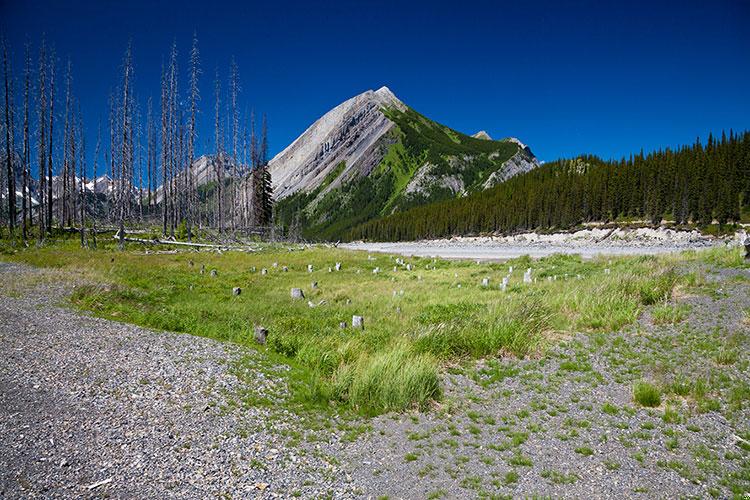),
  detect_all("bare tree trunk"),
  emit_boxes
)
[92,122,100,248]
[214,67,223,235]
[47,46,55,233]
[62,59,71,227]
[22,43,30,241]
[37,40,47,242]
[187,32,200,242]
[119,43,132,250]
[77,107,86,248]
[2,38,16,237]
